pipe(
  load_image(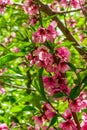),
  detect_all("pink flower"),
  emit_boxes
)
[32,22,58,43]
[11,32,16,38]
[58,61,70,73]
[28,5,38,15]
[34,46,48,61]
[59,84,70,95]
[43,76,59,96]
[11,47,20,53]
[79,0,85,6]
[0,3,6,14]
[29,16,37,25]
[32,27,46,43]
[42,126,54,130]
[71,0,79,8]
[0,0,12,4]
[69,91,87,112]
[79,33,85,42]
[27,126,33,130]
[62,109,72,120]
[33,46,54,71]
[81,123,87,130]
[0,0,12,13]
[59,120,77,130]
[32,115,46,126]
[22,0,38,15]
[0,123,8,130]
[11,122,16,128]
[43,103,56,119]
[46,25,58,42]
[0,85,6,94]
[25,0,35,7]
[82,113,87,123]
[55,47,70,62]
[49,0,60,12]
[81,113,87,130]
[60,0,68,8]
[25,53,33,60]
[66,18,77,28]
